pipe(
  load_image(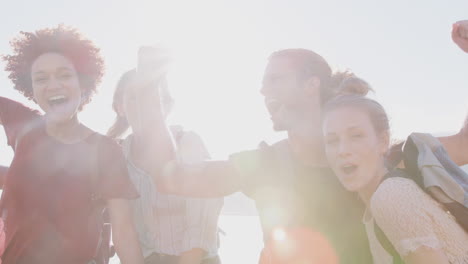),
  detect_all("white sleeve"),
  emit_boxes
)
[370,177,442,256]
